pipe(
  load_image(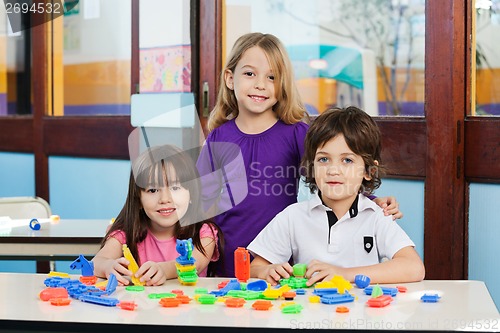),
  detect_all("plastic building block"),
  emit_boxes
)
[148,292,176,299]
[280,301,296,309]
[79,295,120,307]
[320,293,355,304]
[336,306,350,313]
[48,271,70,278]
[122,244,144,286]
[176,295,192,304]
[281,304,304,314]
[50,298,71,306]
[79,276,97,285]
[197,294,217,304]
[39,287,69,301]
[225,297,246,308]
[50,215,60,222]
[29,218,41,230]
[330,275,353,294]
[252,300,273,311]
[280,277,309,289]
[159,297,182,307]
[396,286,408,293]
[366,295,393,307]
[282,291,297,300]
[354,274,371,289]
[176,238,195,265]
[217,280,229,289]
[421,293,441,302]
[125,285,145,292]
[234,247,250,282]
[175,263,196,272]
[247,279,267,291]
[262,284,290,299]
[313,288,338,296]
[171,289,184,295]
[364,285,398,297]
[295,289,306,295]
[309,295,321,303]
[292,263,307,278]
[211,279,241,297]
[194,288,208,294]
[117,301,137,311]
[70,254,95,277]
[105,273,118,295]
